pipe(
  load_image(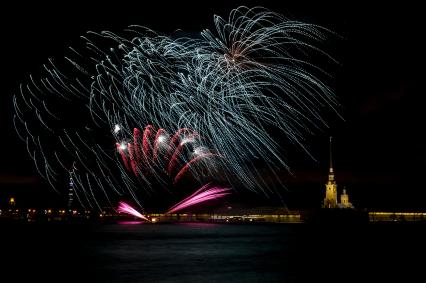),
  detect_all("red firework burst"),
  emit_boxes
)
[116,125,221,185]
